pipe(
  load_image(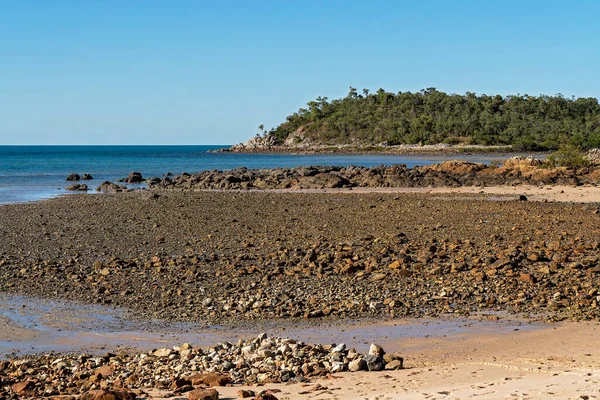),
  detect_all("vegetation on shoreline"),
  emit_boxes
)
[262,88,600,150]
